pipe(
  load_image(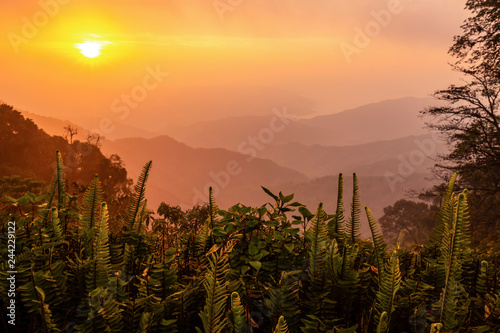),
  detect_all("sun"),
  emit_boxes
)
[75,40,109,59]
